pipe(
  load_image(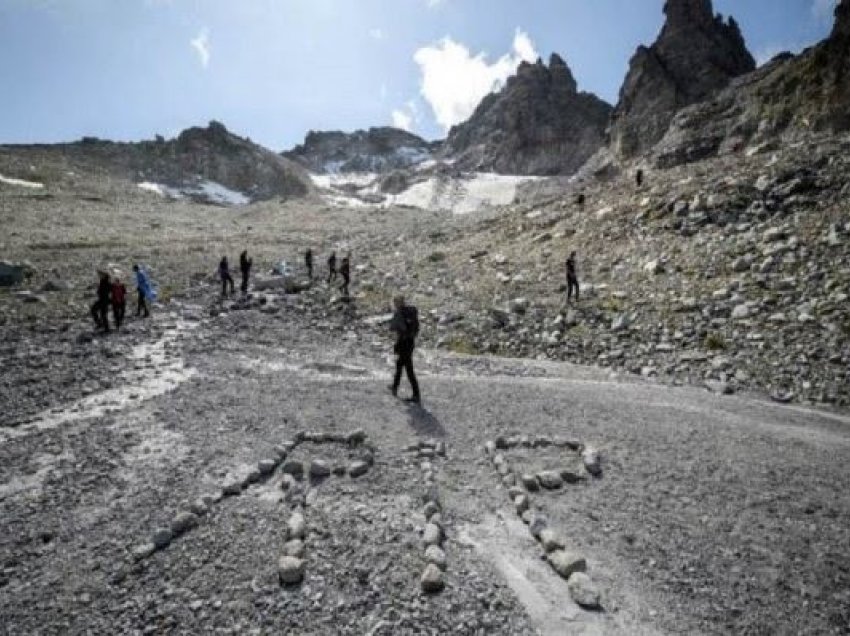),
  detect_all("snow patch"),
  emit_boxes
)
[0,173,44,189]
[137,180,249,206]
[385,172,536,214]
